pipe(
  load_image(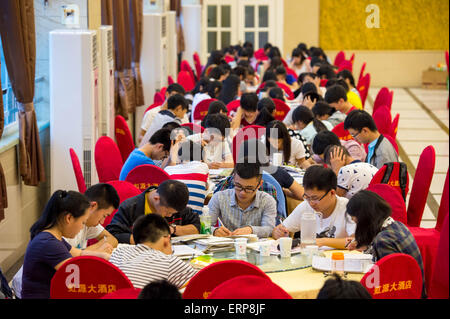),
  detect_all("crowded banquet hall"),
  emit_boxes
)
[0,0,448,303]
